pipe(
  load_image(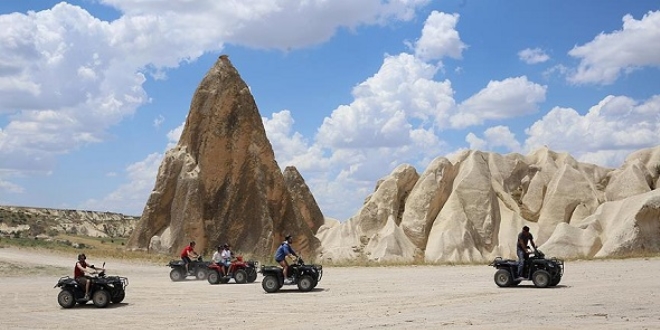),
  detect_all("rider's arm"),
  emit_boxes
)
[530,238,537,249]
